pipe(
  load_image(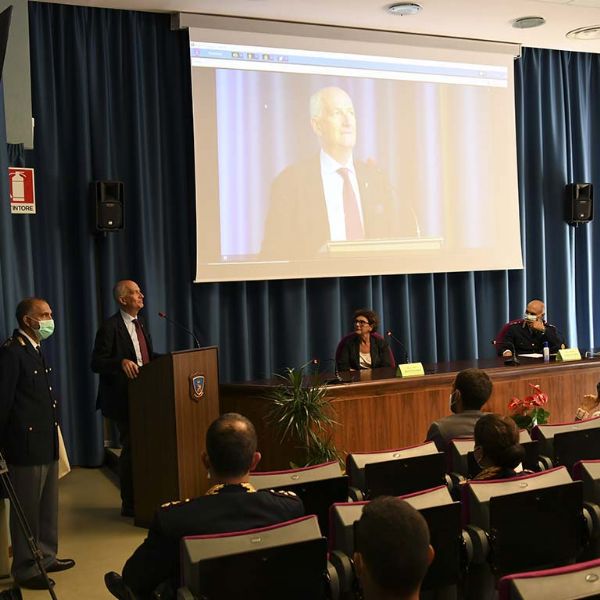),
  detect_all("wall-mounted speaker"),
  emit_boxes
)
[92,180,124,231]
[565,183,593,225]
